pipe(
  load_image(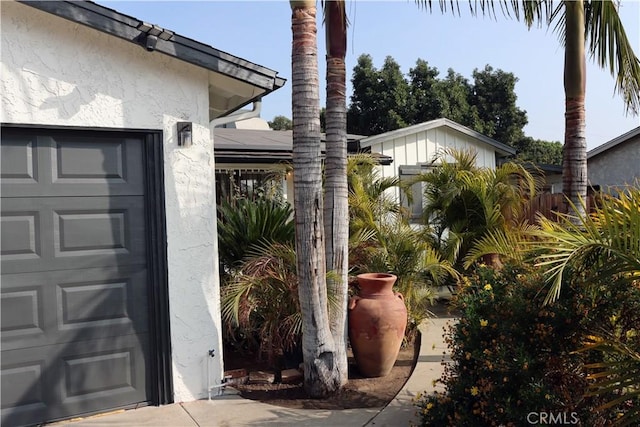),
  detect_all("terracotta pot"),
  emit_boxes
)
[348,273,407,377]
